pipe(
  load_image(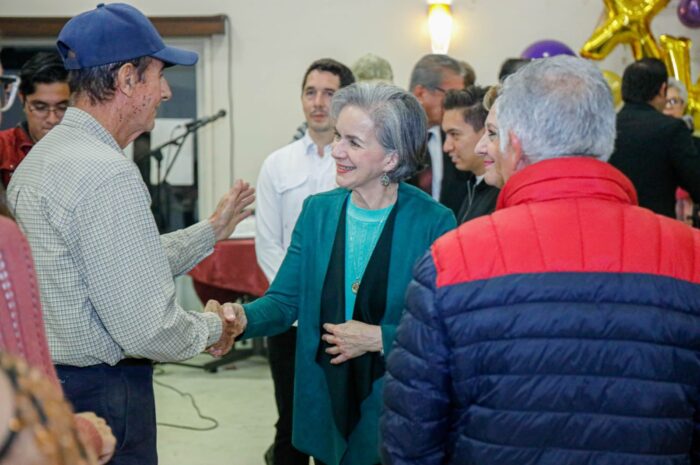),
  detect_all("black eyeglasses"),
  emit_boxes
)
[431,86,447,94]
[26,101,69,118]
[665,97,685,108]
